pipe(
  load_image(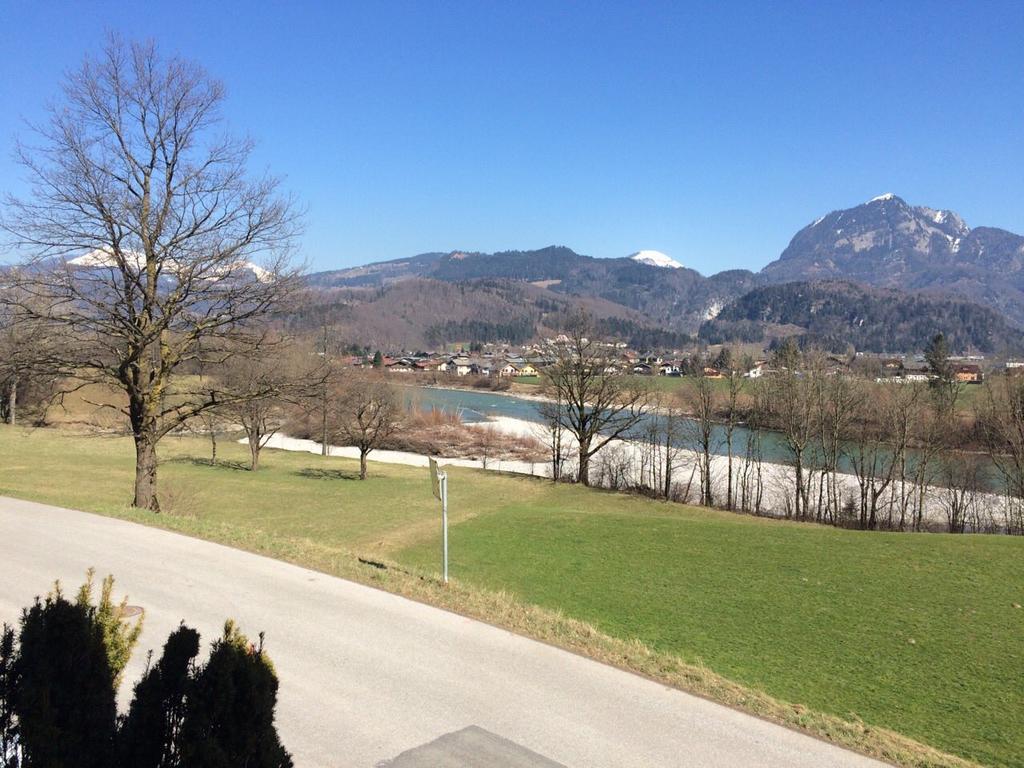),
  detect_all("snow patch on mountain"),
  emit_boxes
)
[69,248,145,269]
[703,299,725,321]
[629,250,683,269]
[67,248,273,282]
[869,193,897,203]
